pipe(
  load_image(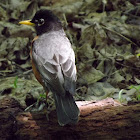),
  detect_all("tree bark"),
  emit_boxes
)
[0,97,140,140]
